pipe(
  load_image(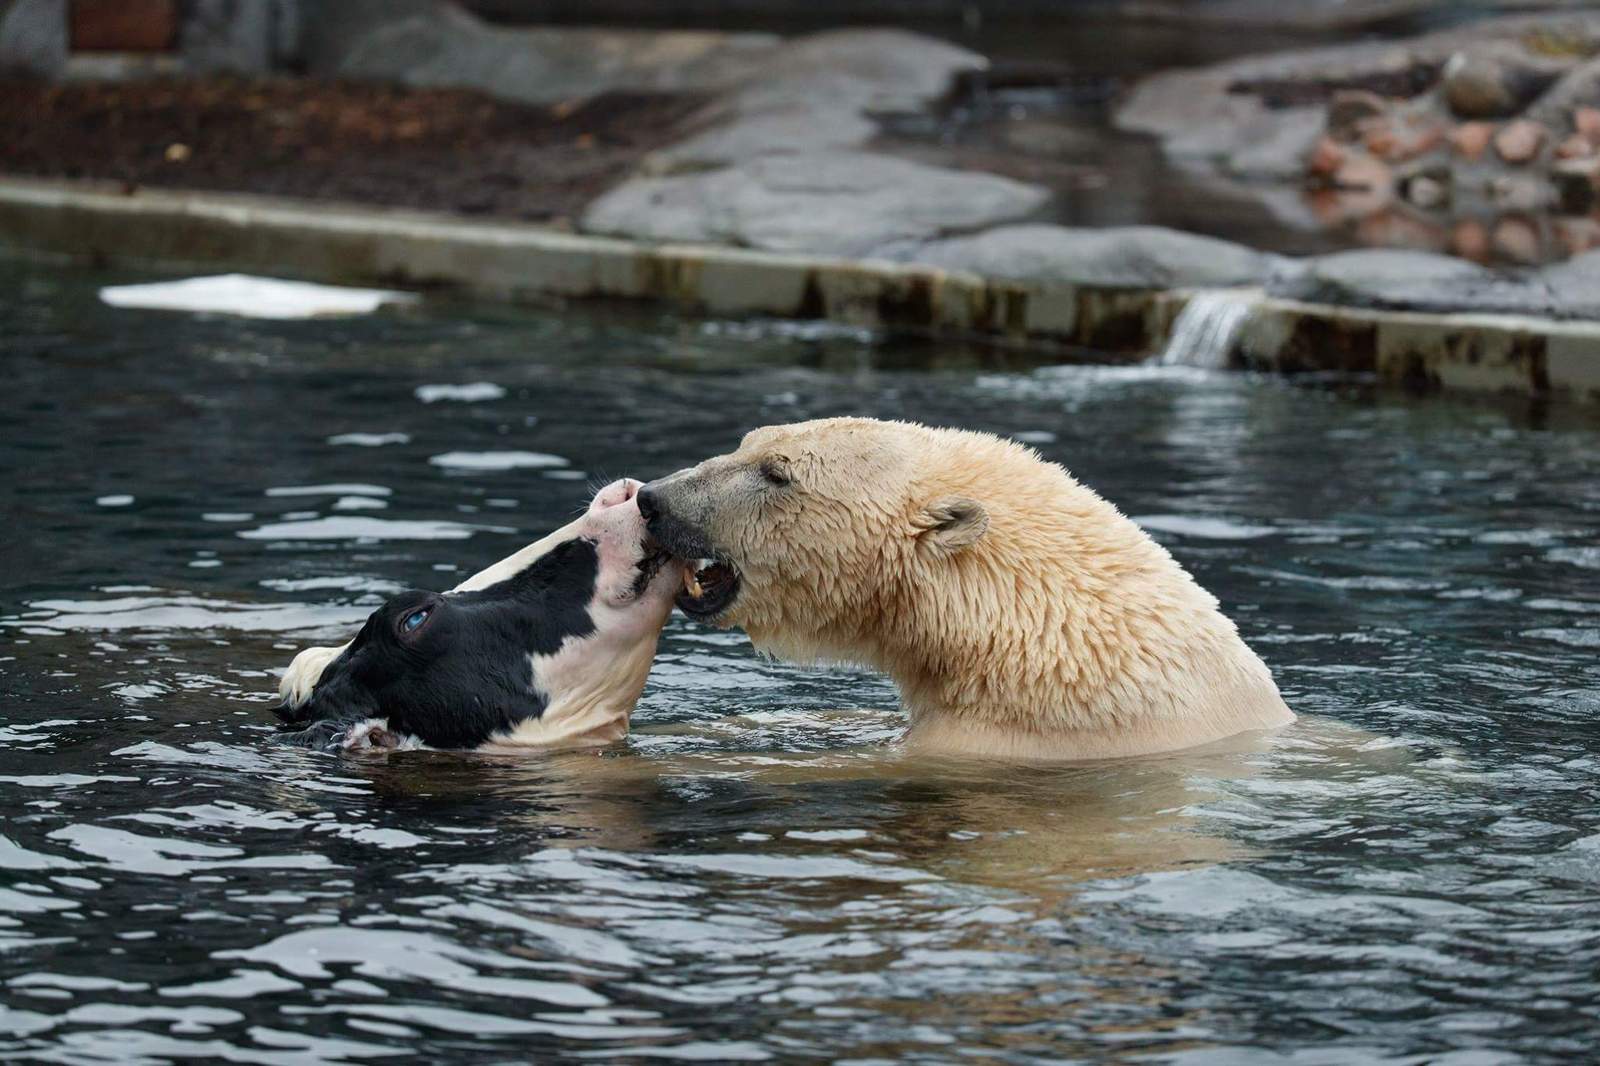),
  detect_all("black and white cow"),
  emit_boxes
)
[274,479,681,751]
